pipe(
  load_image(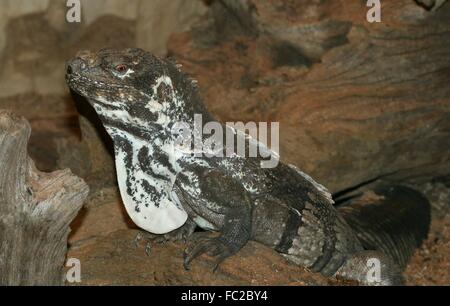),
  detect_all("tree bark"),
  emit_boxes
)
[0,110,89,285]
